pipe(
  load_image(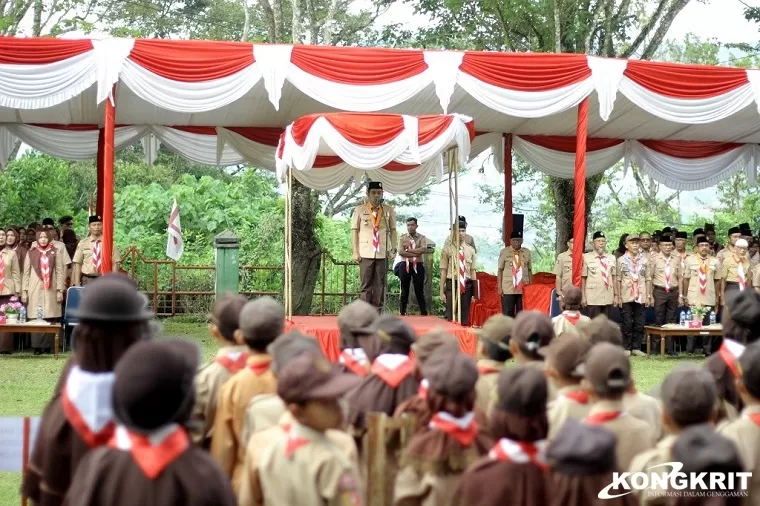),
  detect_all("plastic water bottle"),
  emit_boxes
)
[19,306,26,323]
[709,311,716,326]
[679,310,686,326]
[686,308,692,323]
[36,304,43,321]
